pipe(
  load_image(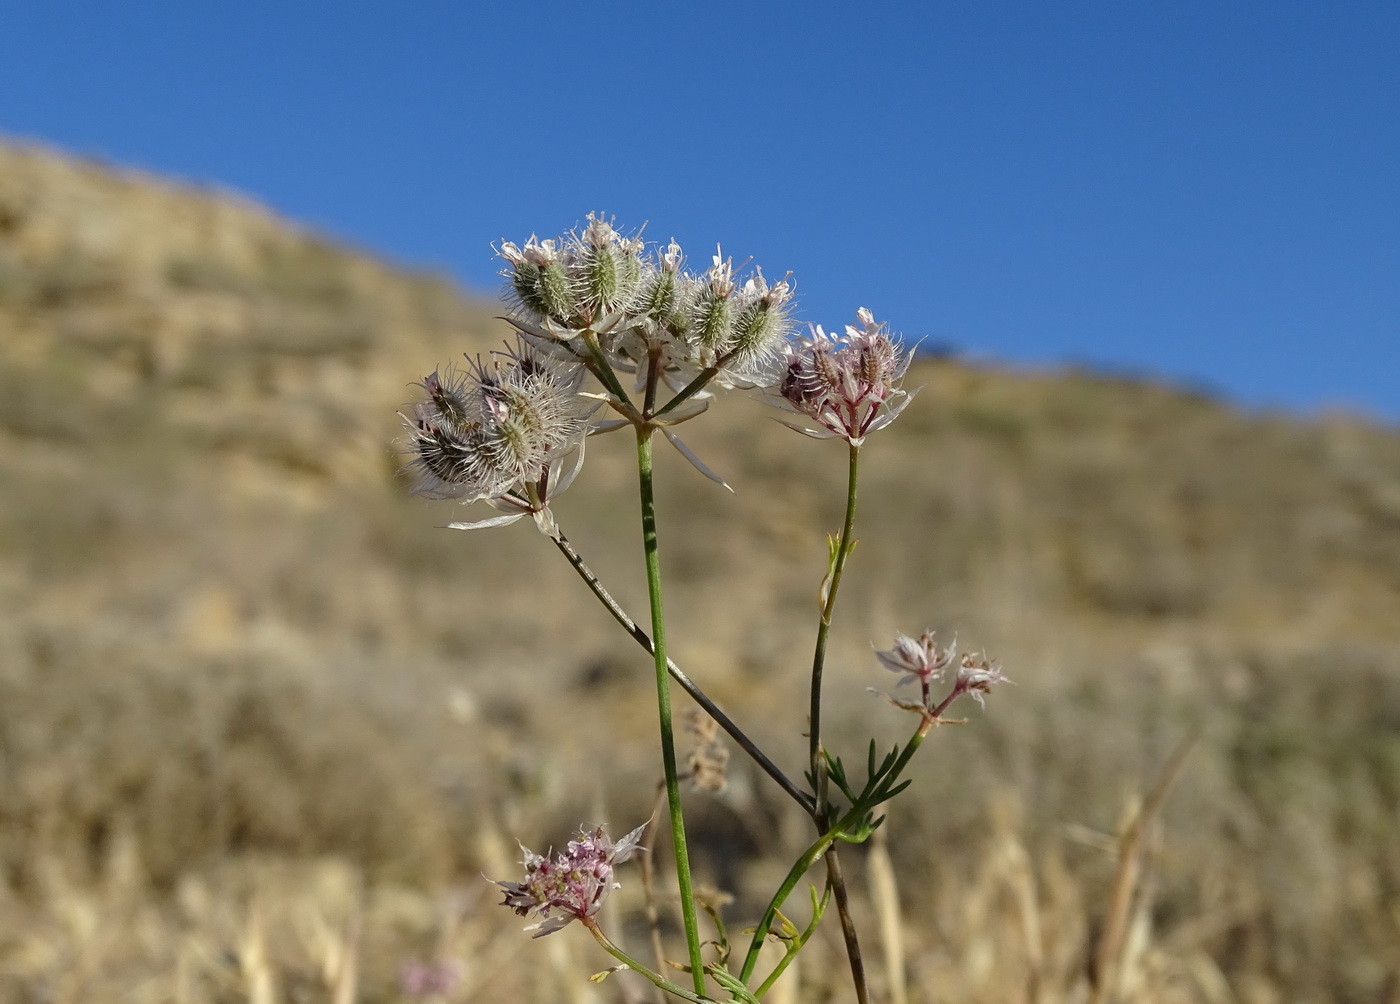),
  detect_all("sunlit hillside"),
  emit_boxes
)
[1,138,1397,1003]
